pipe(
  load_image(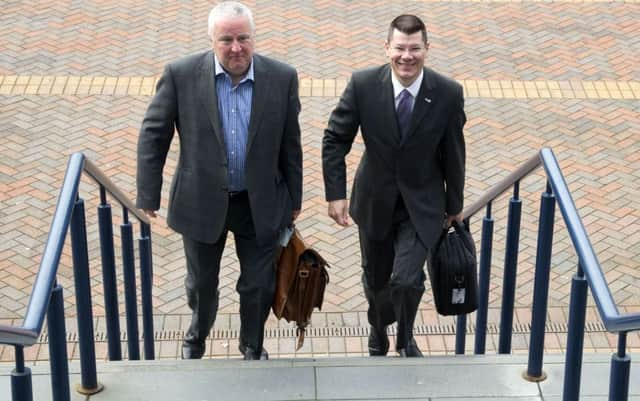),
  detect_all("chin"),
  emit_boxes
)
[396,67,415,75]
[400,73,418,81]
[231,65,249,73]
